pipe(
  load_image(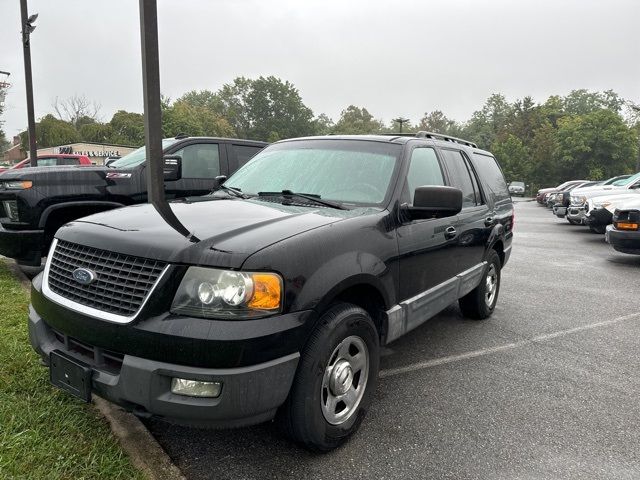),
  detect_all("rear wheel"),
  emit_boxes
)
[459,249,501,320]
[589,224,606,234]
[567,217,579,225]
[279,303,379,452]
